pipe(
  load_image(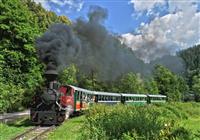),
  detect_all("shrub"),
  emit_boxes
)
[82,103,200,140]
[0,82,24,113]
[83,104,175,140]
